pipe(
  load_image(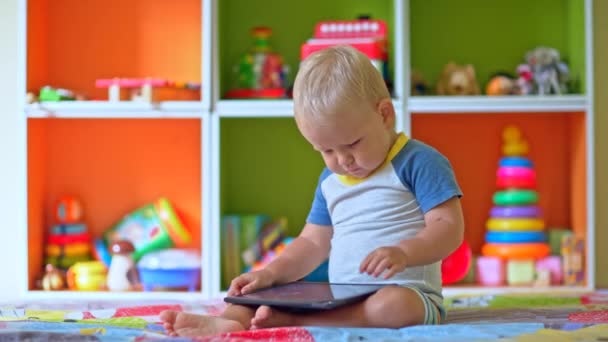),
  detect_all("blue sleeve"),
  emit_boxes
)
[306,168,333,226]
[395,140,463,213]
